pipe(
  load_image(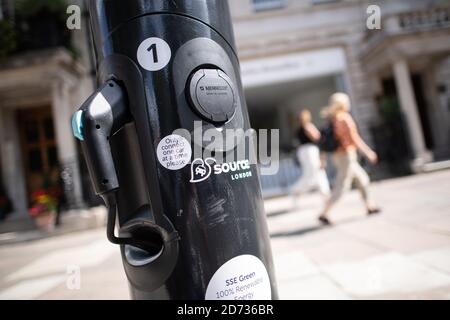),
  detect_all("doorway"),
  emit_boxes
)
[17,106,59,201]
